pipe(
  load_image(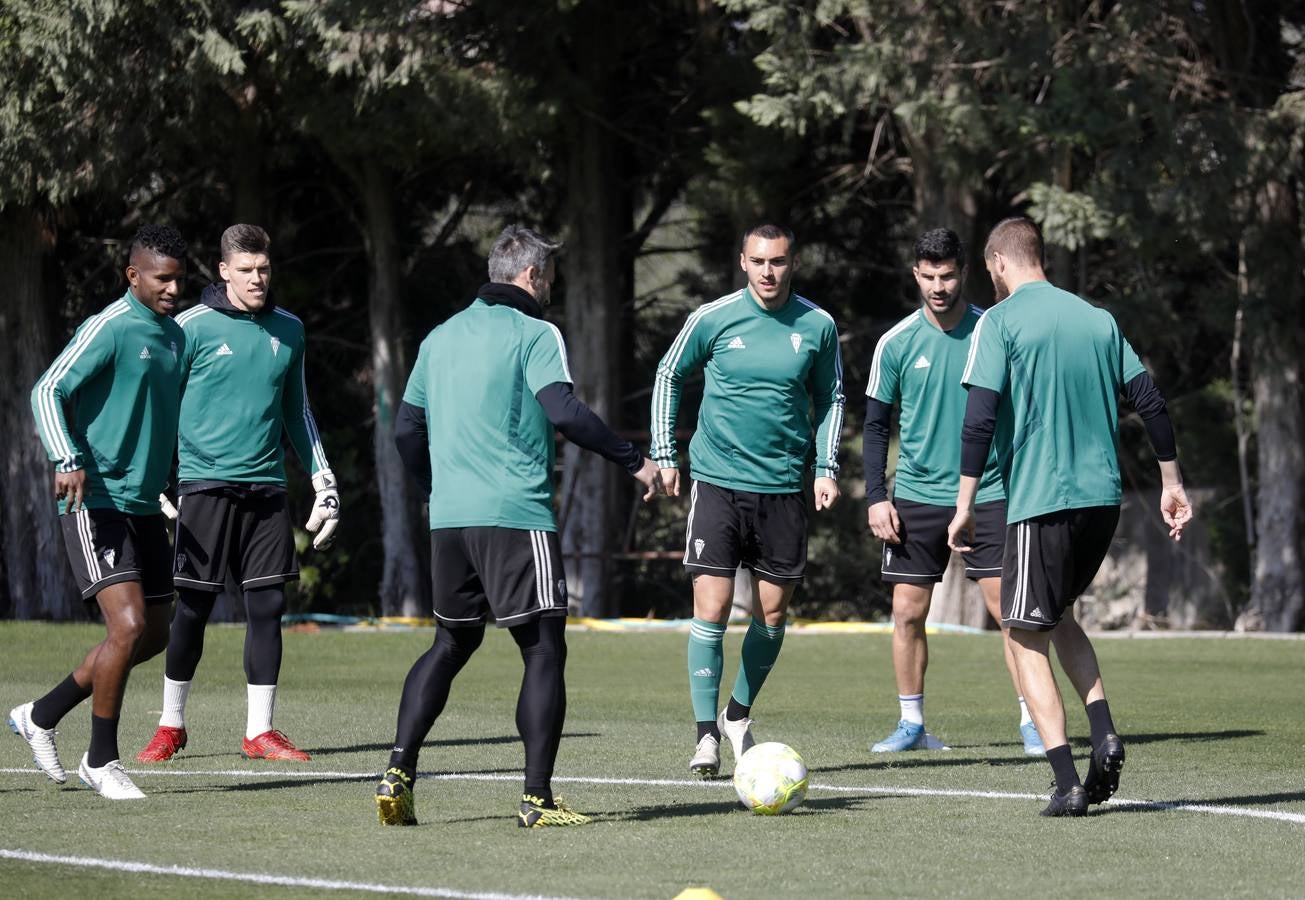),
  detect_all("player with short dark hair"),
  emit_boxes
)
[865,227,1043,755]
[136,223,337,765]
[948,216,1192,816]
[375,224,662,828]
[651,223,845,777]
[10,224,187,800]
